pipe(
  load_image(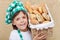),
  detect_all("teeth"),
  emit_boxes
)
[20,23,25,26]
[20,24,25,27]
